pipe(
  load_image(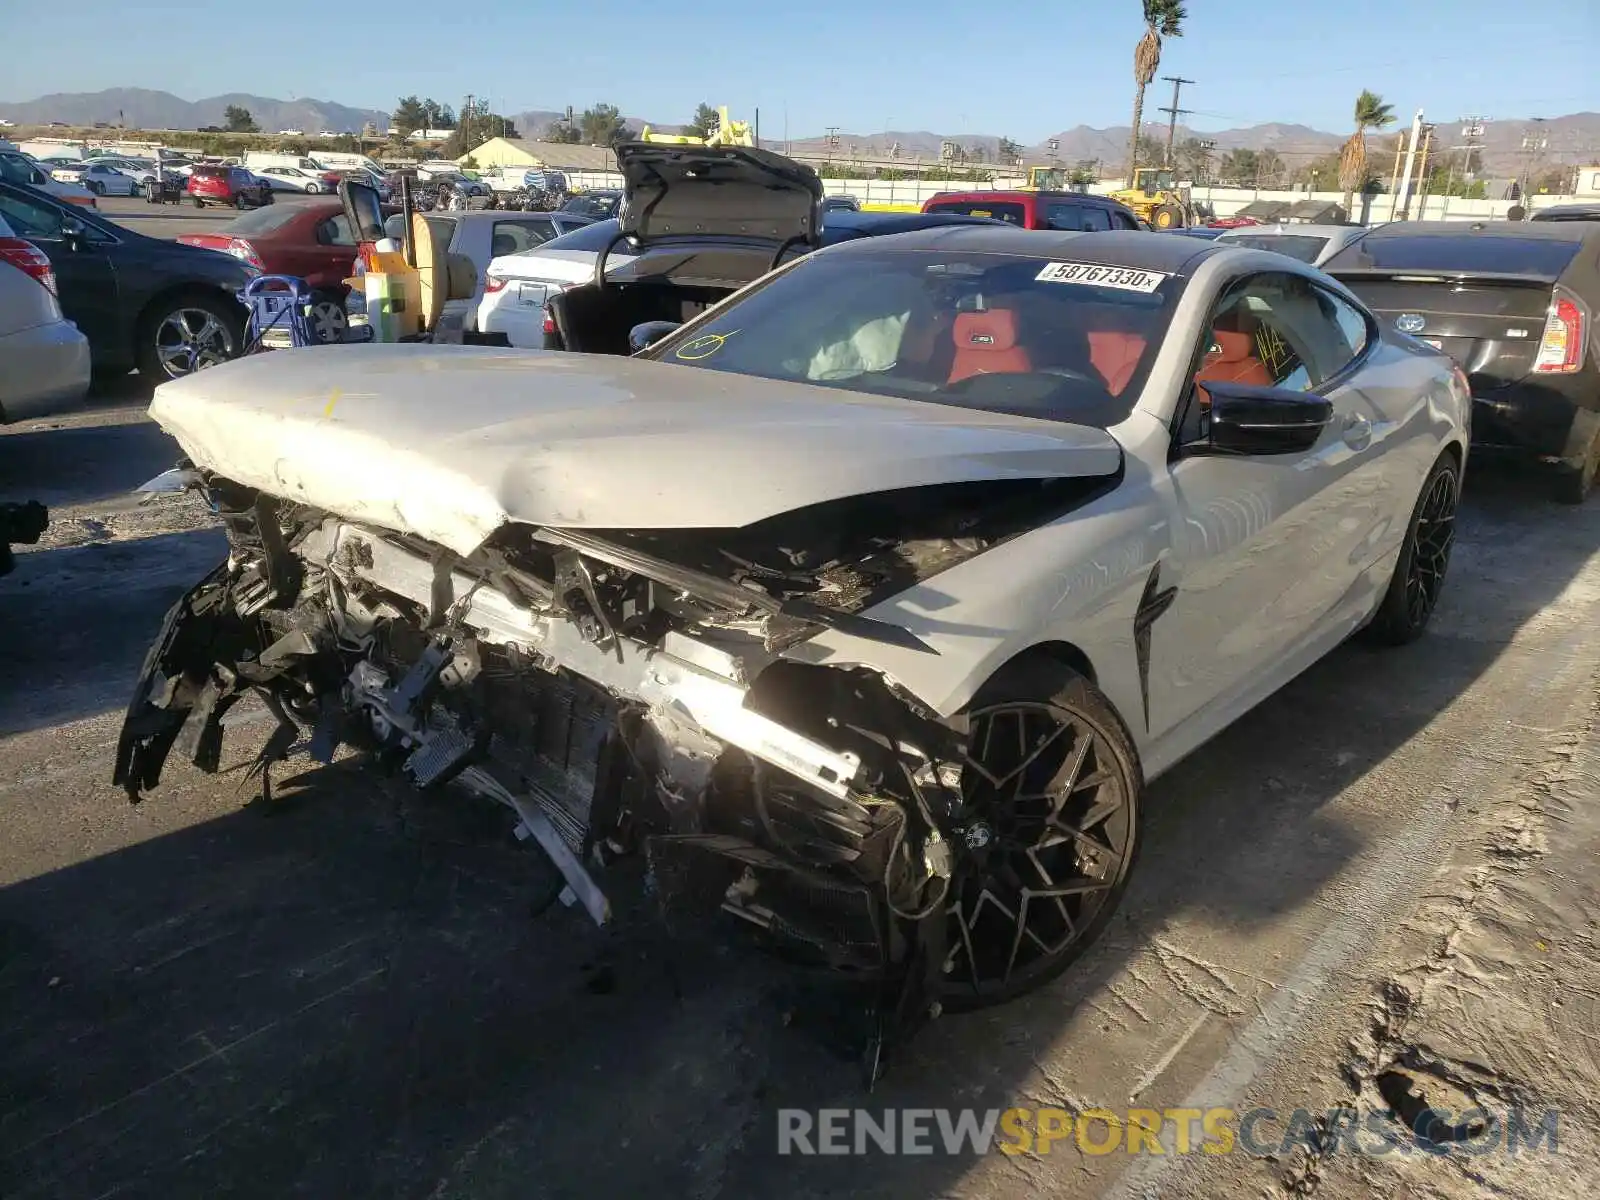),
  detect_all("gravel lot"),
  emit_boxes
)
[2,259,1597,1197]
[92,191,328,240]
